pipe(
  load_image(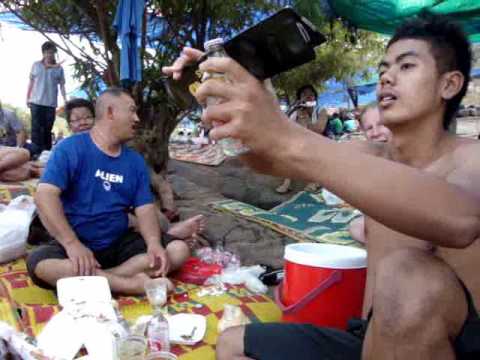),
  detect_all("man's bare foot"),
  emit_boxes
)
[168,214,206,240]
[97,269,152,295]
